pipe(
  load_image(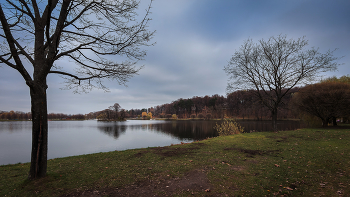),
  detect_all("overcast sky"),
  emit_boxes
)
[0,0,349,114]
